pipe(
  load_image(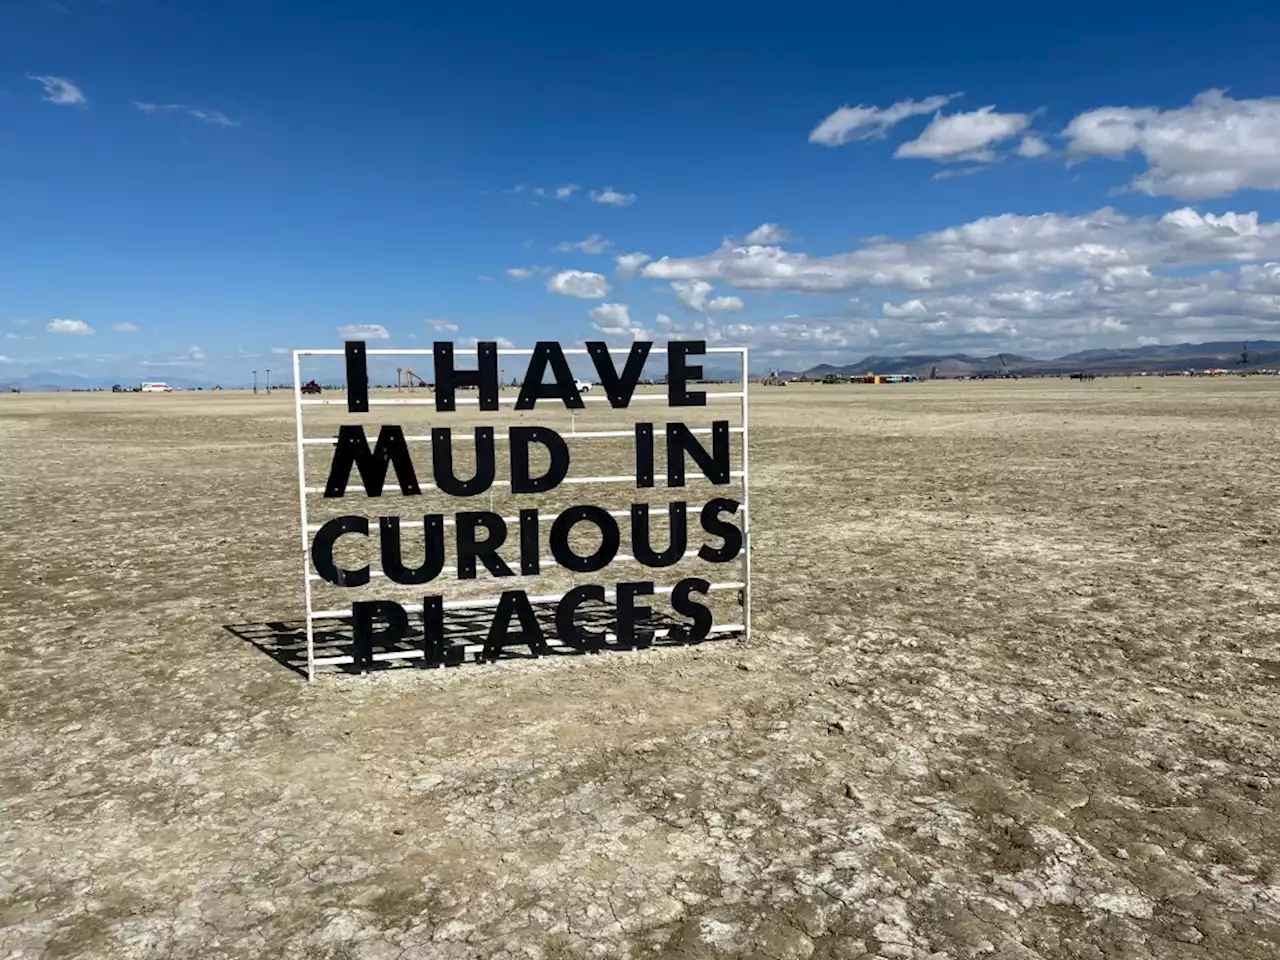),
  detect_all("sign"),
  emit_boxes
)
[291,340,751,680]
